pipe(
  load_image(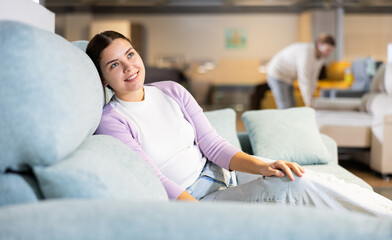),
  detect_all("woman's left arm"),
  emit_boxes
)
[169,82,305,180]
[229,152,305,181]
